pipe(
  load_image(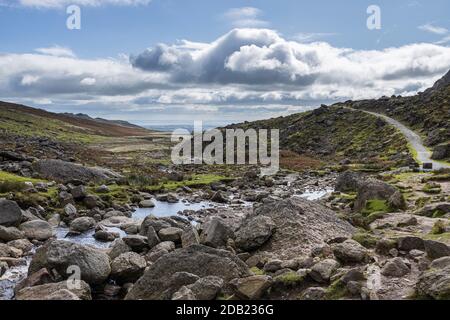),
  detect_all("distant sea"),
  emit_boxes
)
[143,120,237,132]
